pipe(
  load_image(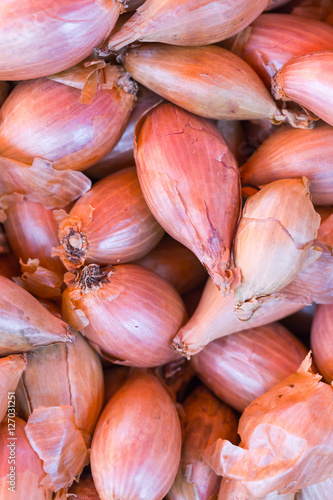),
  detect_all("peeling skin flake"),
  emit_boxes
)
[203,354,333,497]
